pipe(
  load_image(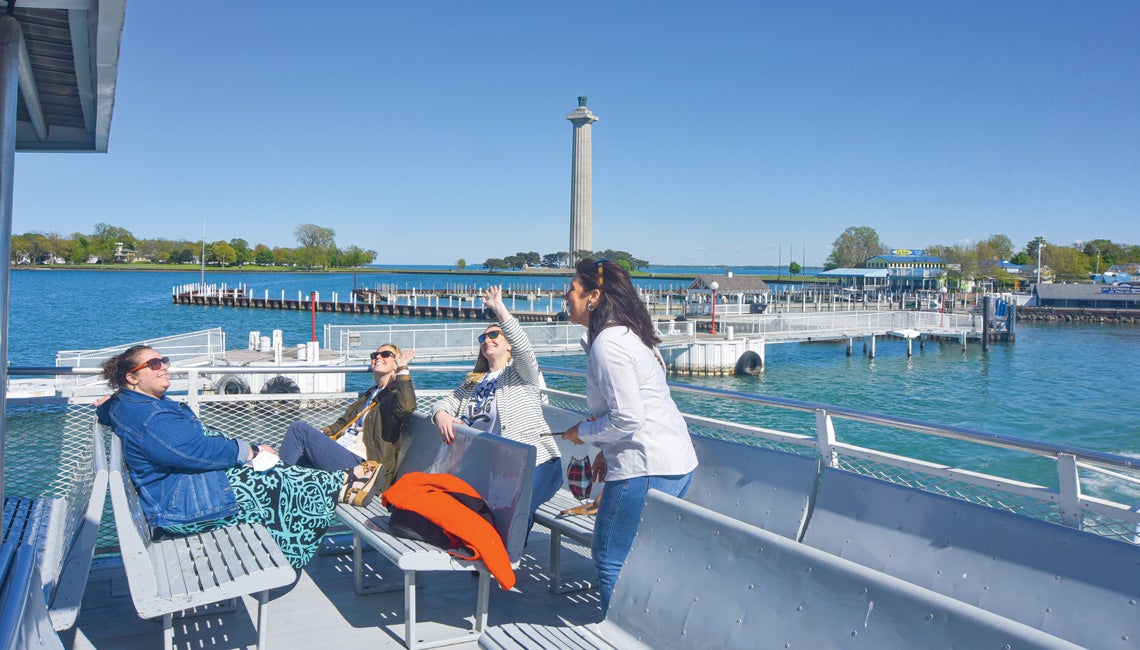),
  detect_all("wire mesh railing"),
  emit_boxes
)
[5,365,1140,553]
